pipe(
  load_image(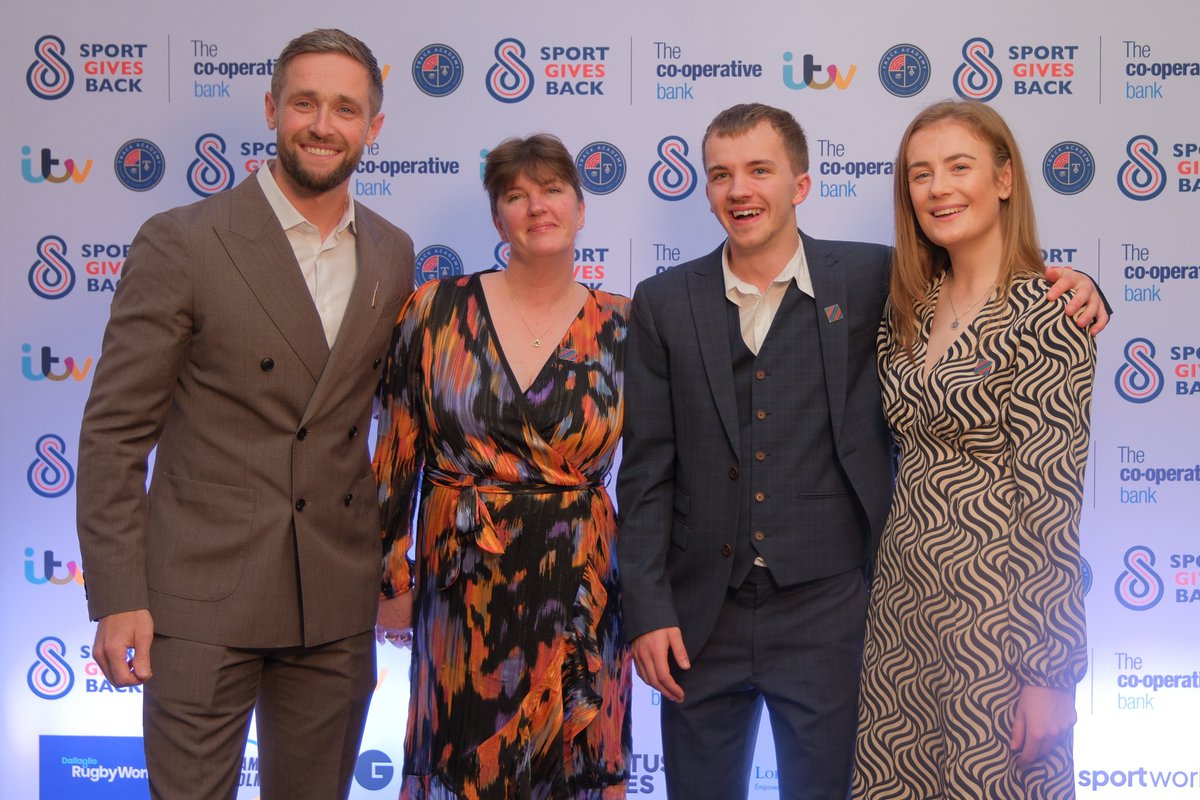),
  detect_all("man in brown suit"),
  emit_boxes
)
[76,29,413,800]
